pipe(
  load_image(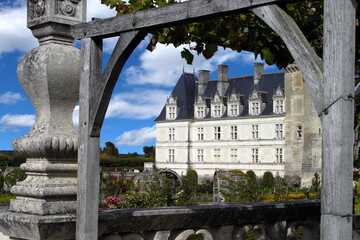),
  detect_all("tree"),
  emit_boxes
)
[184,169,198,195]
[102,141,119,158]
[100,0,359,70]
[262,171,275,189]
[143,146,155,158]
